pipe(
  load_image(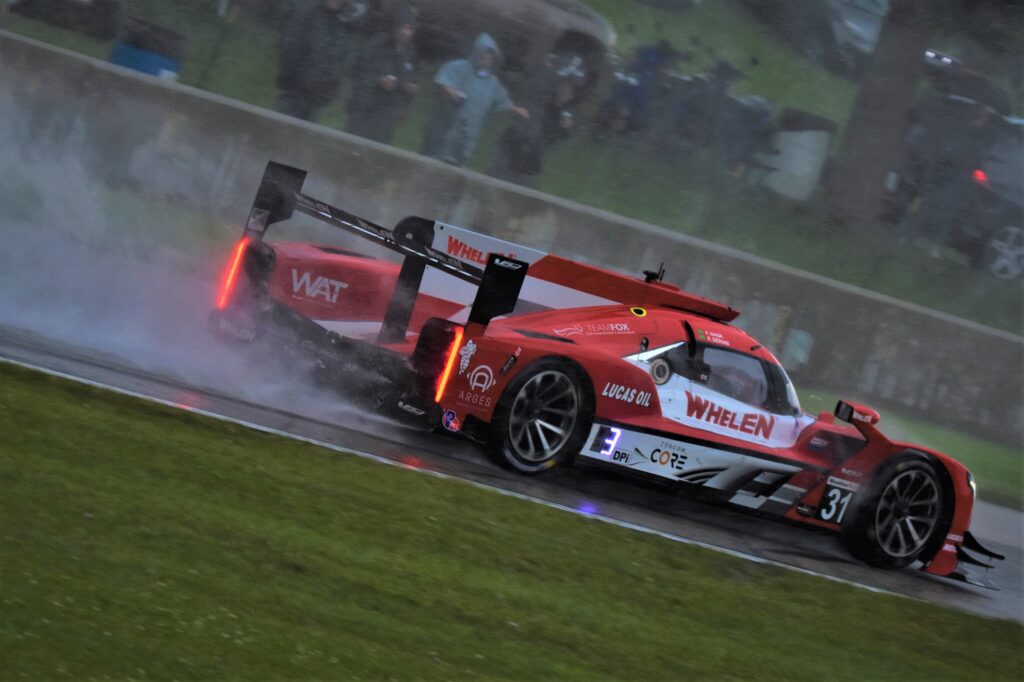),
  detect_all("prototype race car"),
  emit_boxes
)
[212,162,1004,584]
